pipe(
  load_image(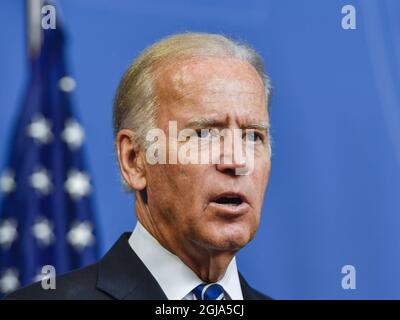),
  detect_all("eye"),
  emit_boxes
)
[195,129,210,138]
[244,131,263,143]
[195,128,219,139]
